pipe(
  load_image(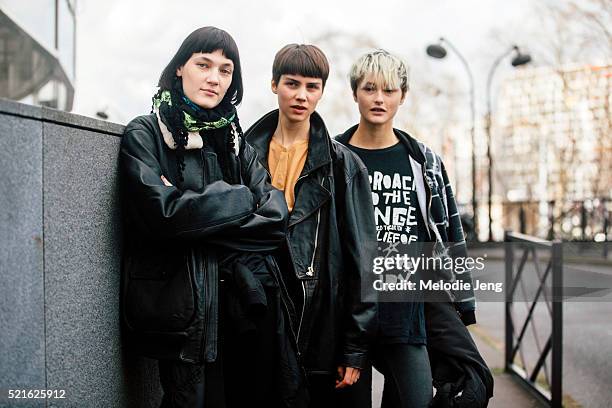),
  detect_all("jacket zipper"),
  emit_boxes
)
[296,177,324,350]
[306,203,322,276]
[306,176,324,276]
[296,281,307,344]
